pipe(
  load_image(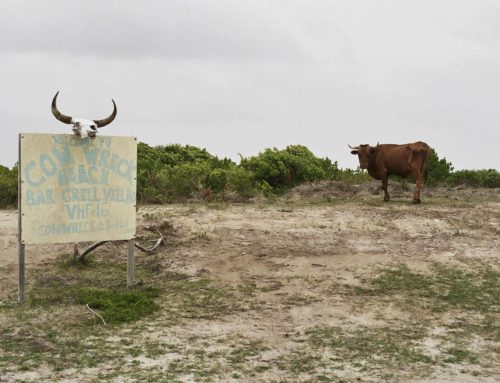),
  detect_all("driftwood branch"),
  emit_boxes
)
[75,241,109,262]
[134,229,164,253]
[86,304,107,326]
[73,229,164,261]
